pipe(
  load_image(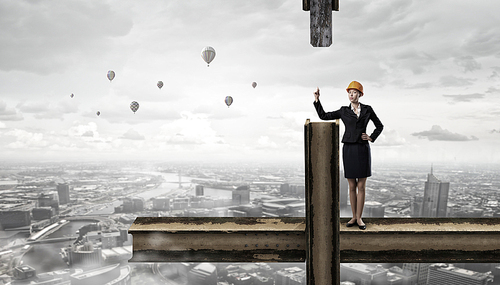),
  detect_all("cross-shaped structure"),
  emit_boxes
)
[303,0,339,47]
[129,120,500,285]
